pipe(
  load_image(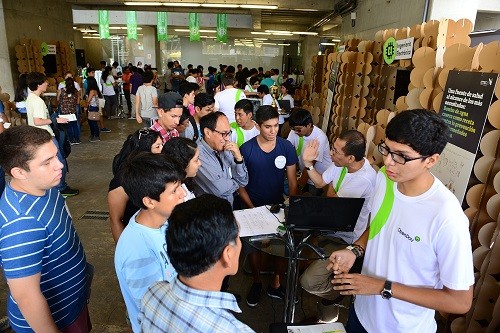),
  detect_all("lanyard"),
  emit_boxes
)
[334,167,347,193]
